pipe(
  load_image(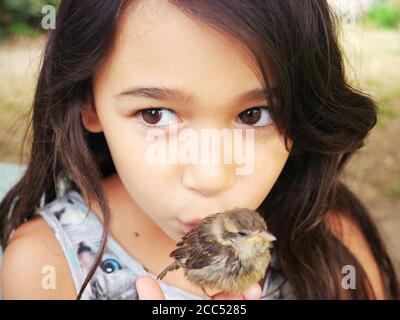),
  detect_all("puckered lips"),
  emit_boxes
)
[181,218,203,233]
